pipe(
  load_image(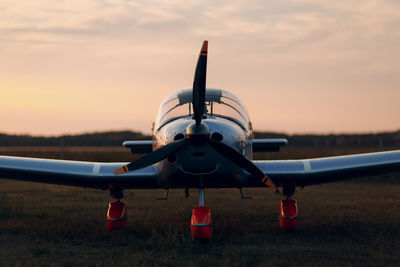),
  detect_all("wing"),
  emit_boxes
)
[251,150,400,187]
[0,155,160,189]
